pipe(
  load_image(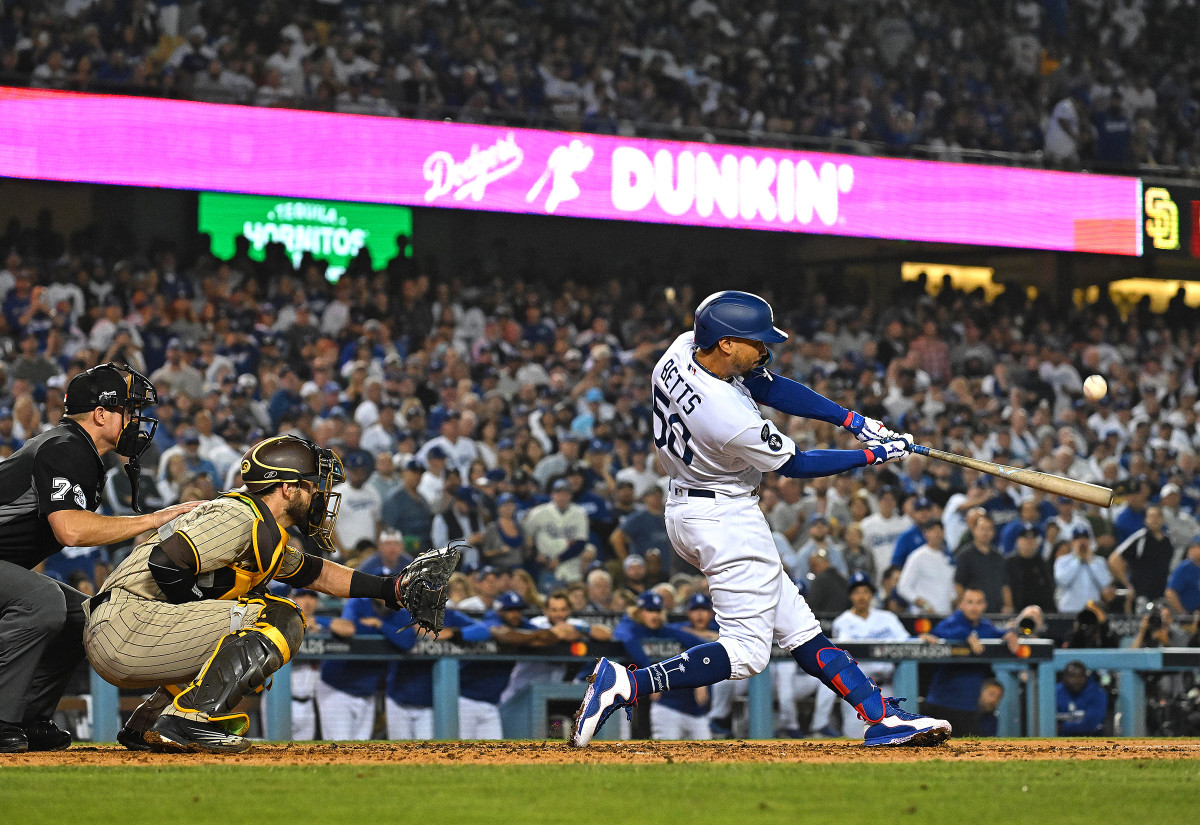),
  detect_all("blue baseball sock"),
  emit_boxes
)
[631,642,732,696]
[792,633,886,723]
